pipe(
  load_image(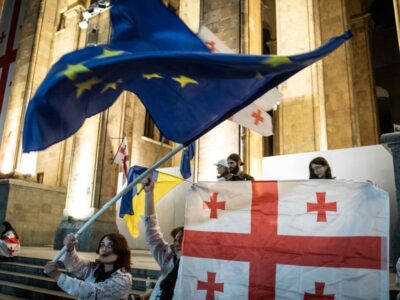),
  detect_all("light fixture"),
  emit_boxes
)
[98,0,110,9]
